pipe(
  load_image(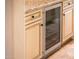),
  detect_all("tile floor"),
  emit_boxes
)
[48,40,74,59]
